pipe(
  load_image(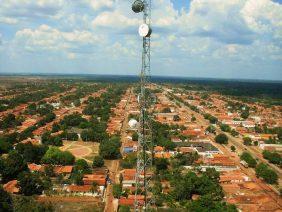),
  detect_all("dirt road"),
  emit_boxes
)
[104,88,133,212]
